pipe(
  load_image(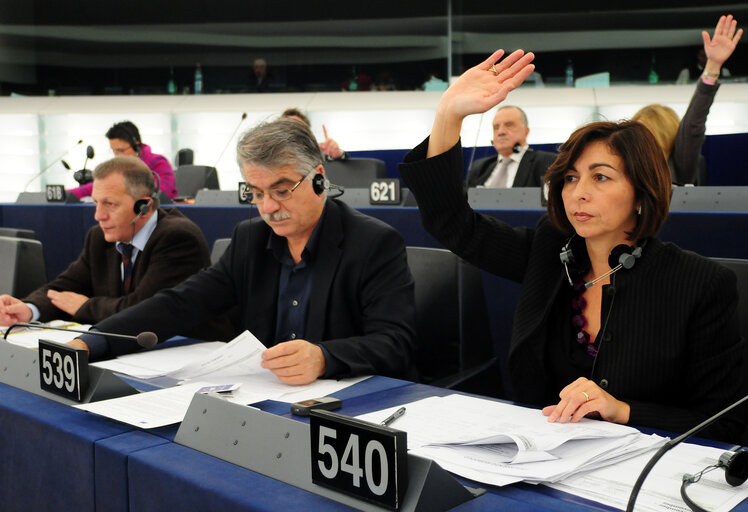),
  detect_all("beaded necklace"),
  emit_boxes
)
[571,278,598,357]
